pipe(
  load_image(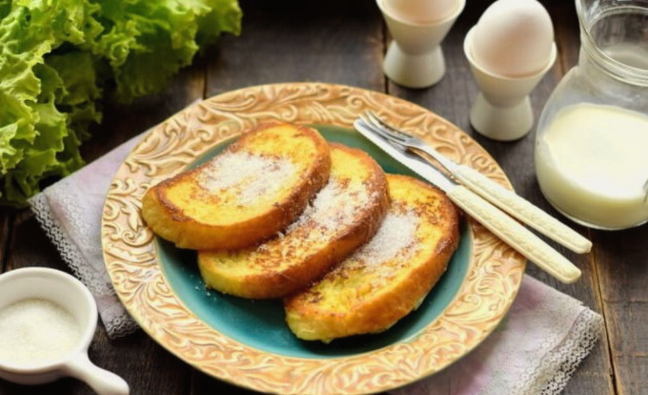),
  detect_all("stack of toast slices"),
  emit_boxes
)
[142,122,460,342]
